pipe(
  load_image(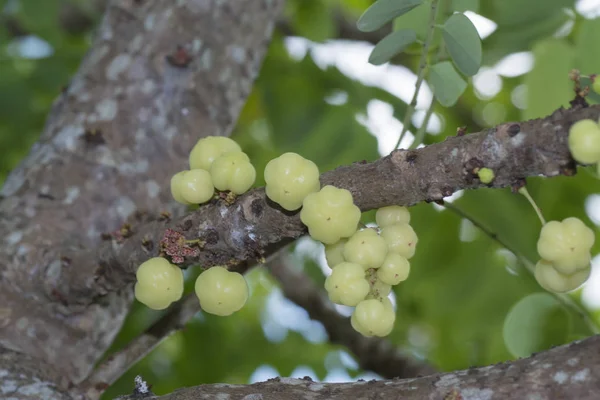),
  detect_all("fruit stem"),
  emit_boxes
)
[393,0,441,151]
[518,187,546,225]
[444,202,600,335]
